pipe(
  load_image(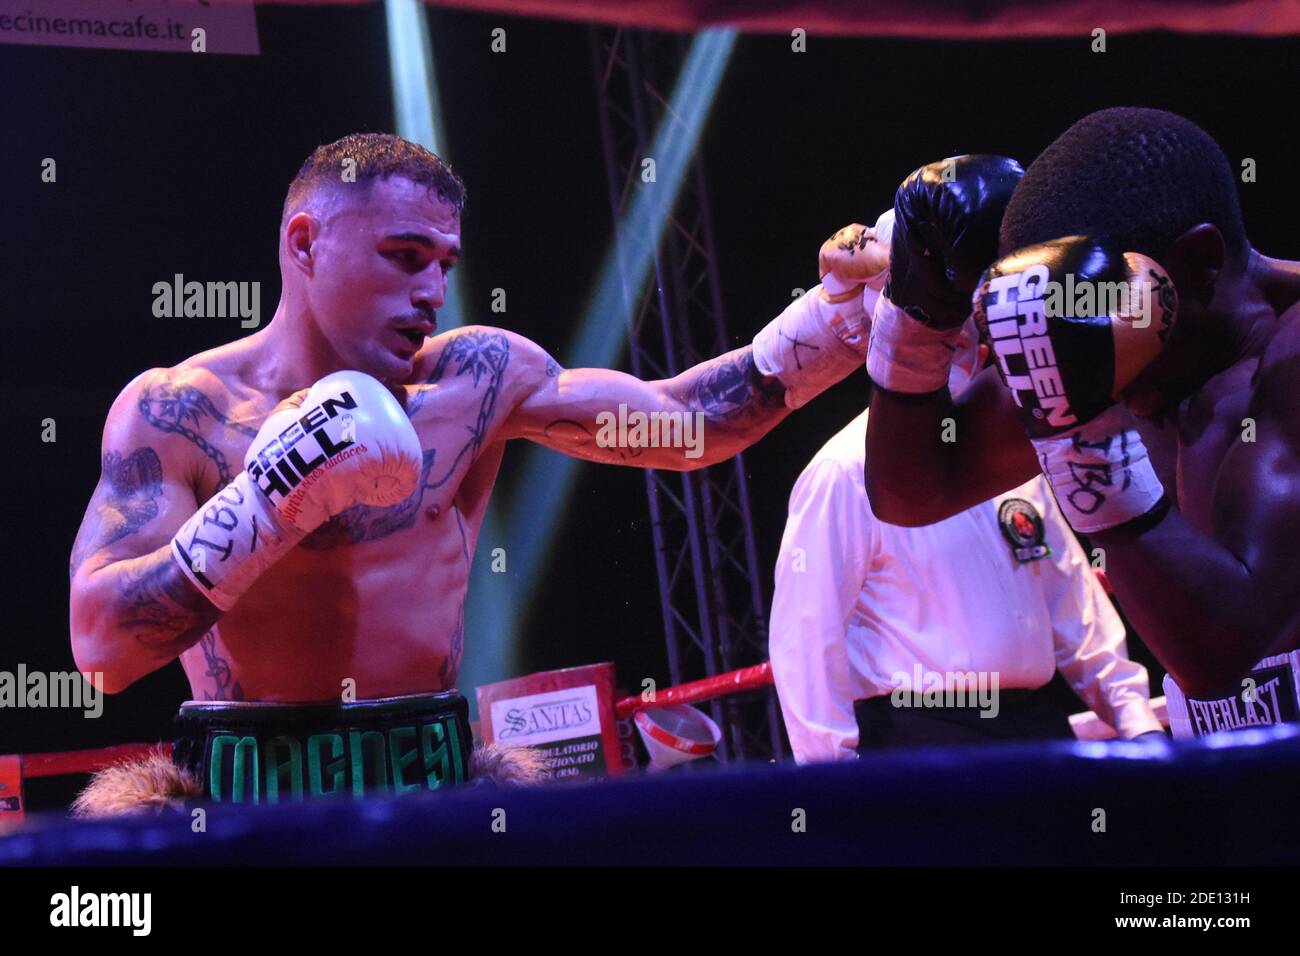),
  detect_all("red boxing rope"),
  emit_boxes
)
[615,661,774,719]
[19,743,171,779]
